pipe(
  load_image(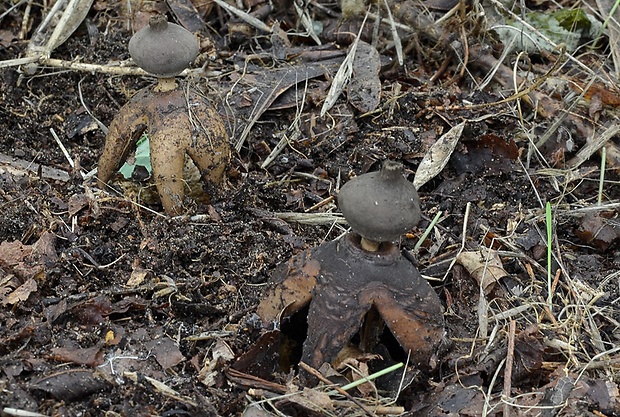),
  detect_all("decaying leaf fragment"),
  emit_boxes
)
[414,121,465,189]
[456,248,509,293]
